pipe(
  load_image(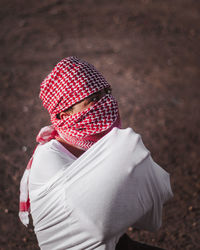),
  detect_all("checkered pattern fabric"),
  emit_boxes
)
[40,56,110,114]
[51,93,119,149]
[40,56,119,149]
[19,56,120,226]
